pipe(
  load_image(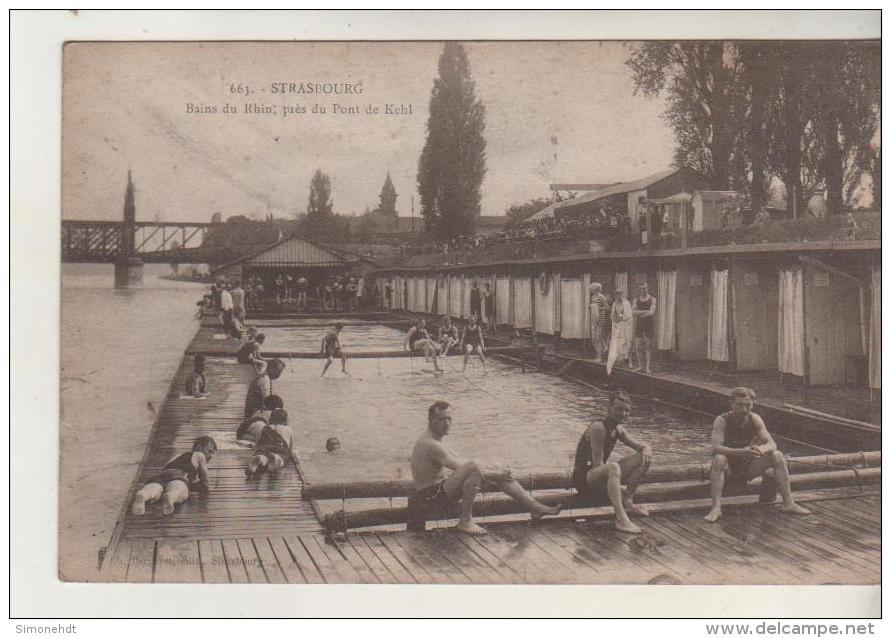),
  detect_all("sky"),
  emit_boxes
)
[62,41,675,222]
